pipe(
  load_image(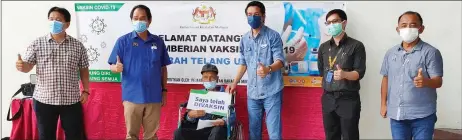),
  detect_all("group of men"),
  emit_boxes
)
[15,1,443,140]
